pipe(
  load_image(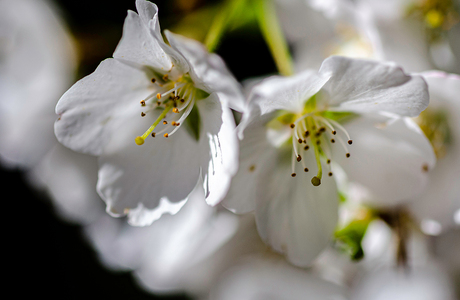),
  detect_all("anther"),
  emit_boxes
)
[291,173,297,177]
[135,136,144,145]
[162,74,169,81]
[328,172,333,177]
[311,176,321,186]
[141,112,146,117]
[316,140,321,145]
[173,108,179,113]
[156,93,162,99]
[348,139,353,145]
[171,121,177,126]
[151,78,156,83]
[319,127,326,132]
[331,139,335,143]
[297,155,302,162]
[164,133,169,138]
[151,133,156,137]
[304,168,309,172]
[175,122,180,126]
[298,138,303,144]
[290,123,295,128]
[157,101,161,106]
[327,159,331,164]
[332,130,337,135]
[180,99,185,103]
[163,121,168,125]
[140,100,146,106]
[304,145,310,150]
[346,153,350,158]
[304,131,310,137]
[422,164,429,172]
